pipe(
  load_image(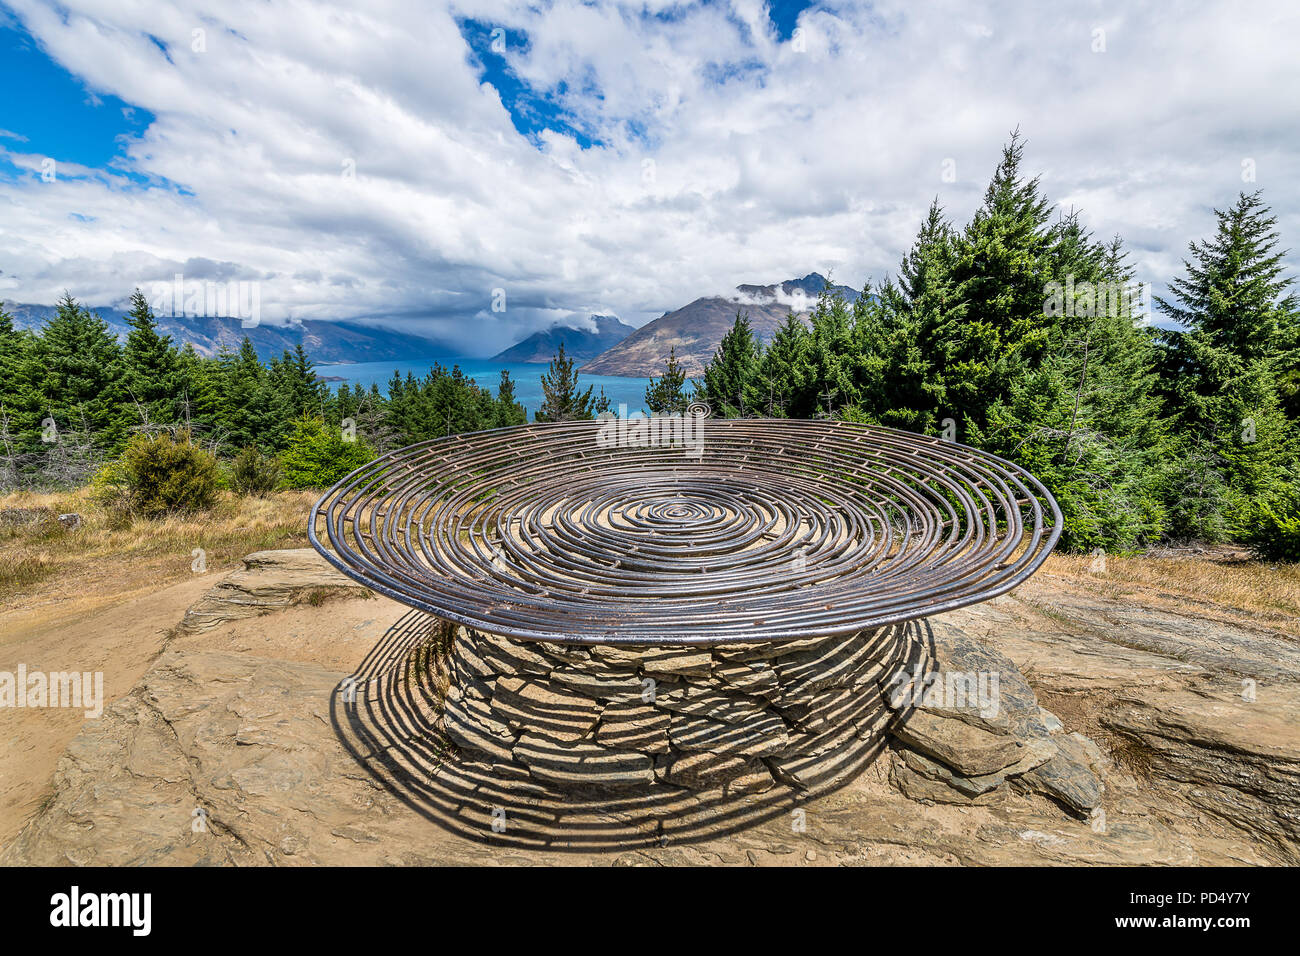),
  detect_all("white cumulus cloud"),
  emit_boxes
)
[1,0,1297,354]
